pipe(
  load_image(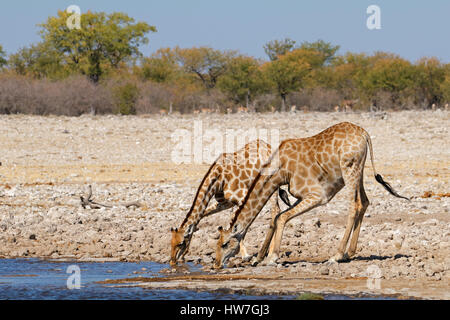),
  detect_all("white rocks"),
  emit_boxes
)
[0,112,447,291]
